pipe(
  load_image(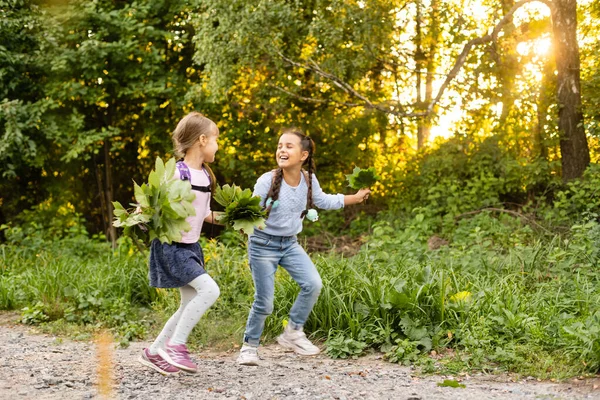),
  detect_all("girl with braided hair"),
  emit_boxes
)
[237,127,371,366]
